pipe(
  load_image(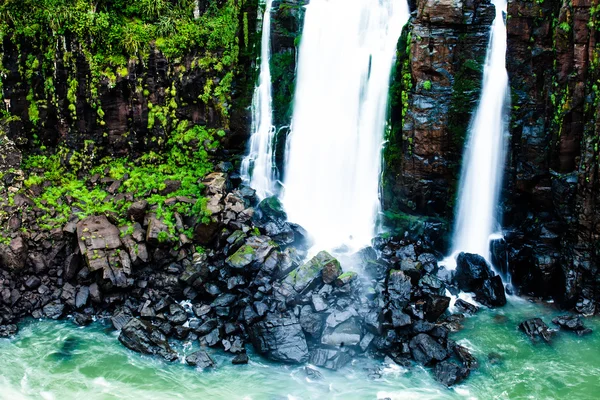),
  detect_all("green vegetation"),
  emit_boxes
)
[0,0,260,243]
[423,80,432,91]
[17,123,222,234]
